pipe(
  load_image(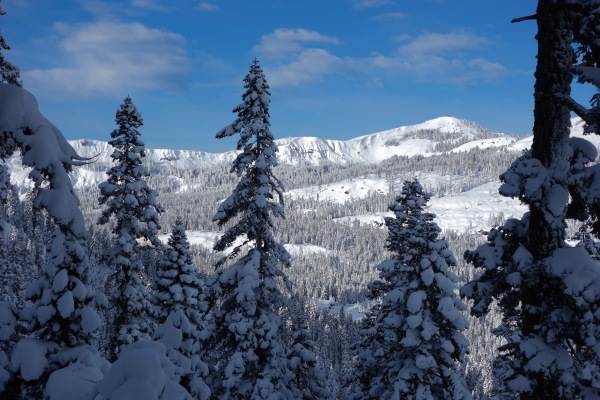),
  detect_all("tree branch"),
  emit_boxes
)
[511,14,537,23]
[557,93,590,122]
